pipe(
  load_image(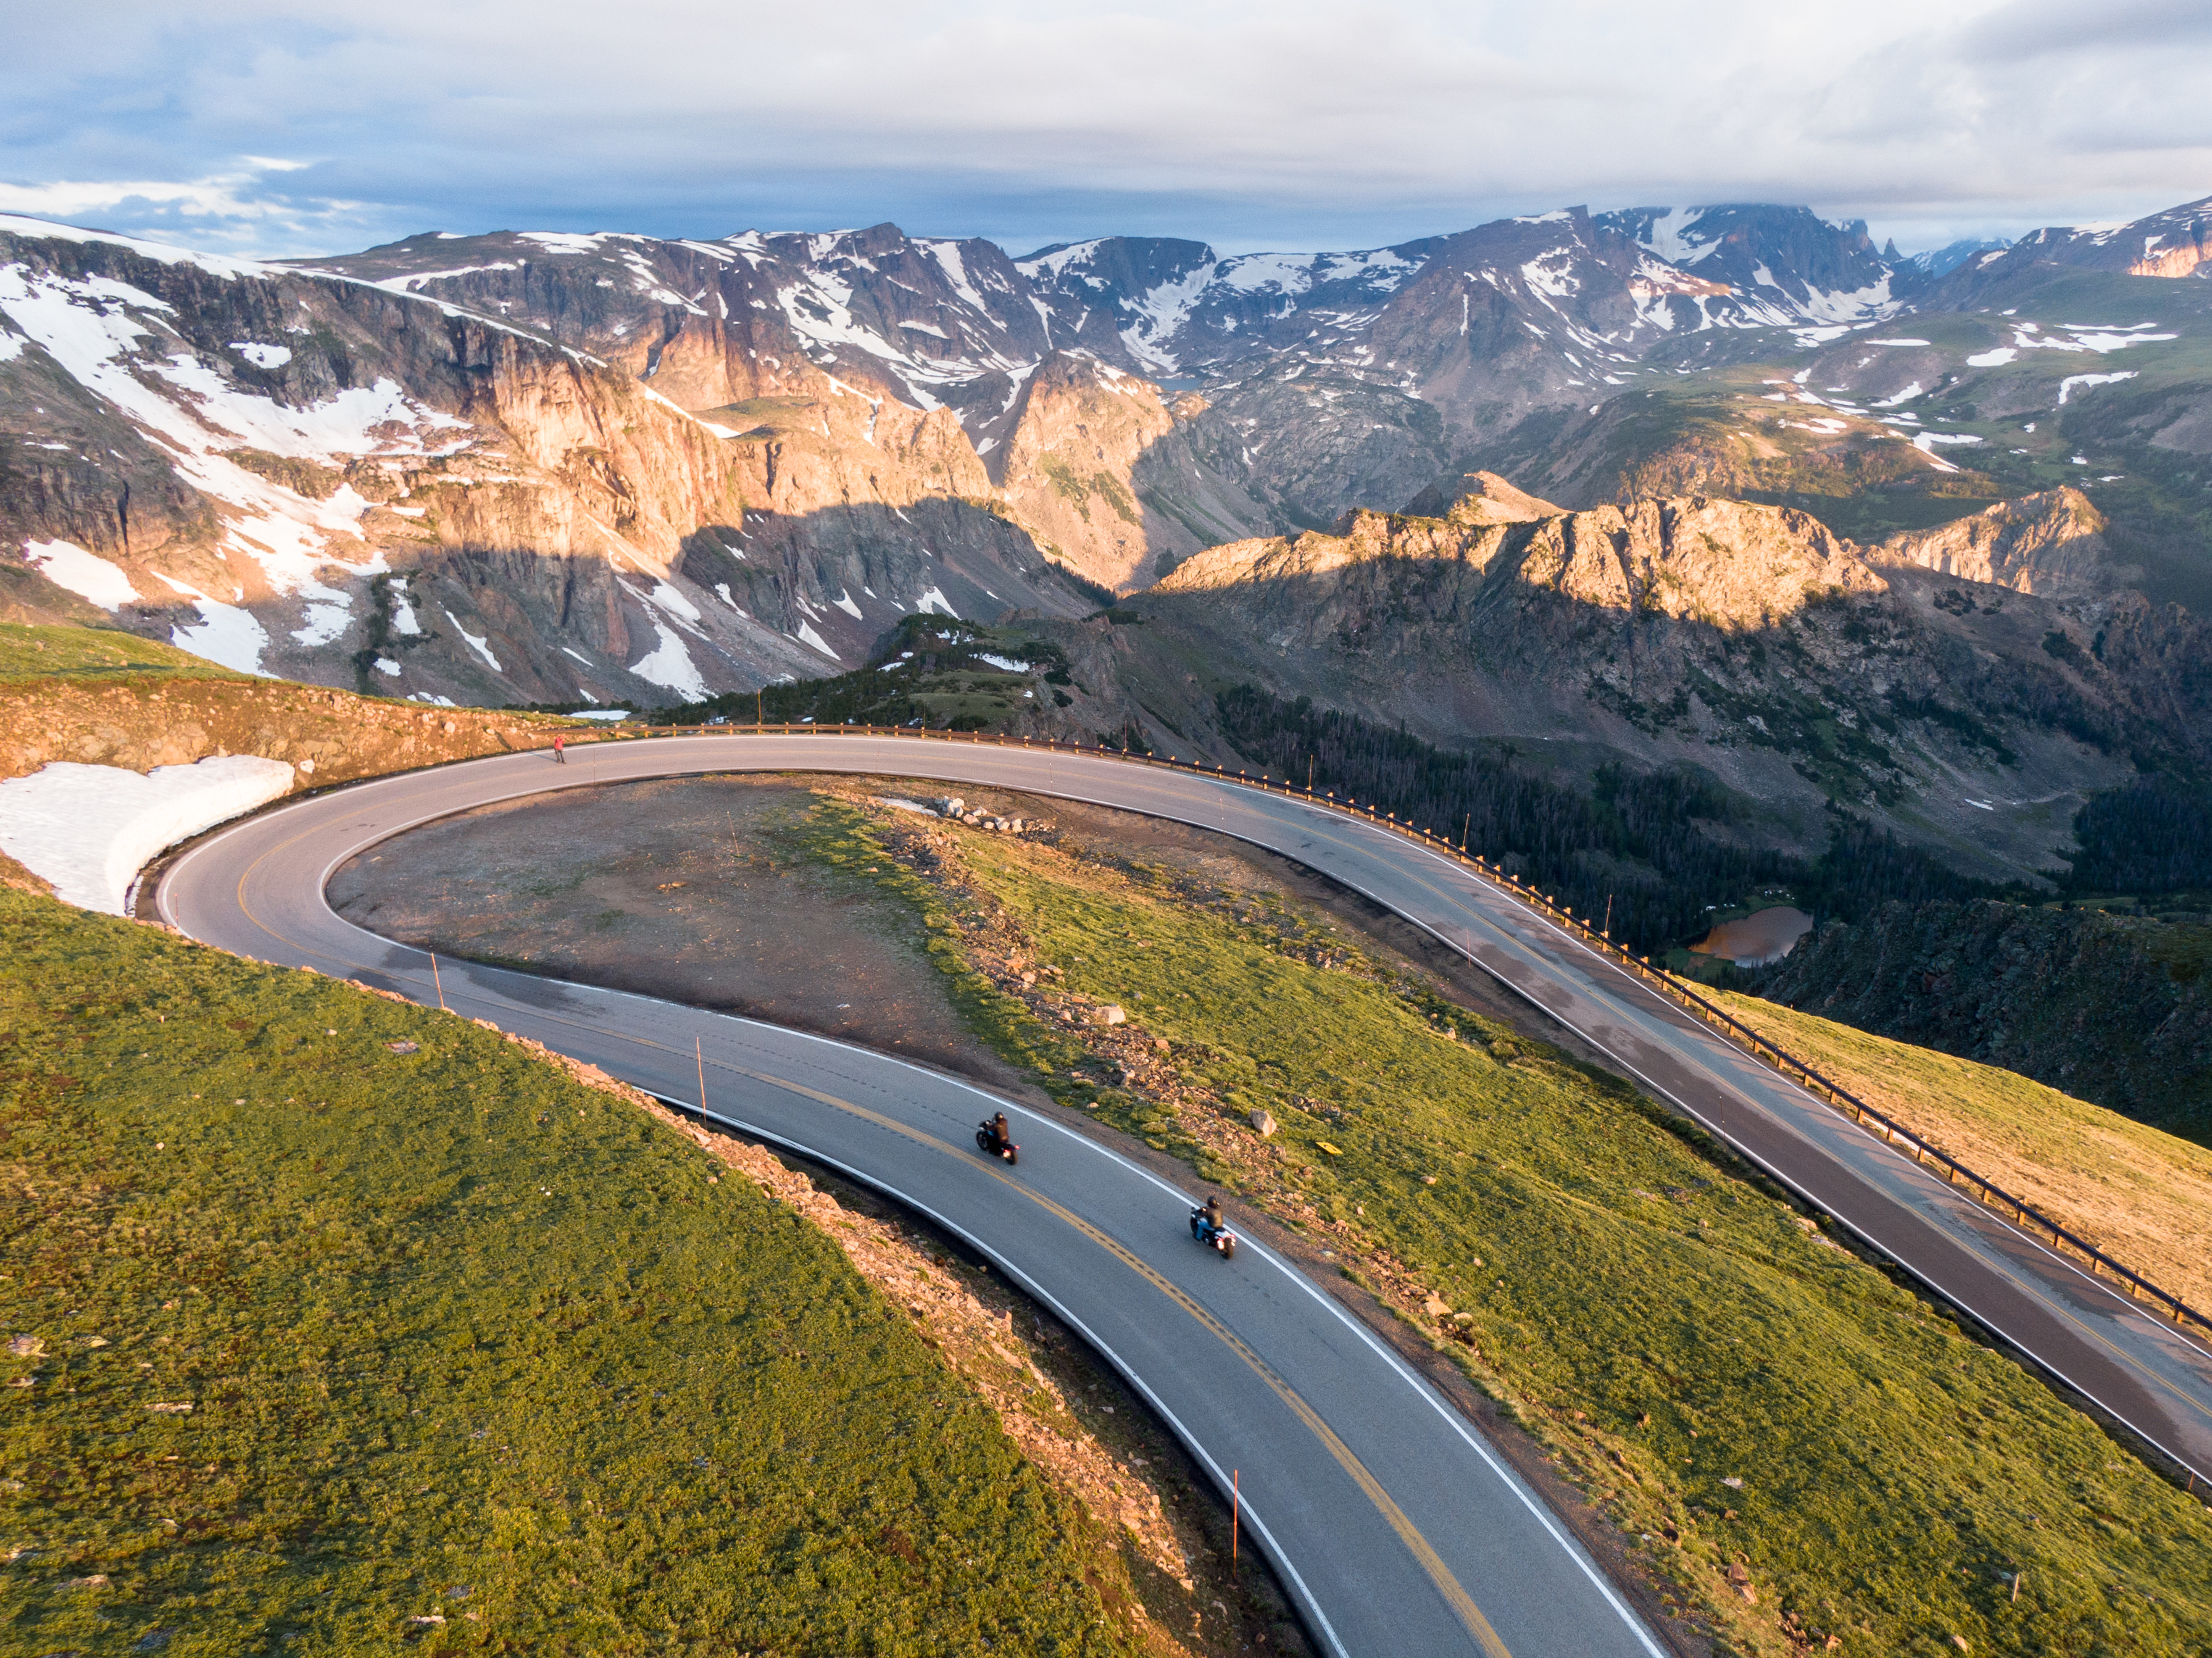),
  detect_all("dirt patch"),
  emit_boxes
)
[338,771,1626,1089]
[331,775,1041,1093]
